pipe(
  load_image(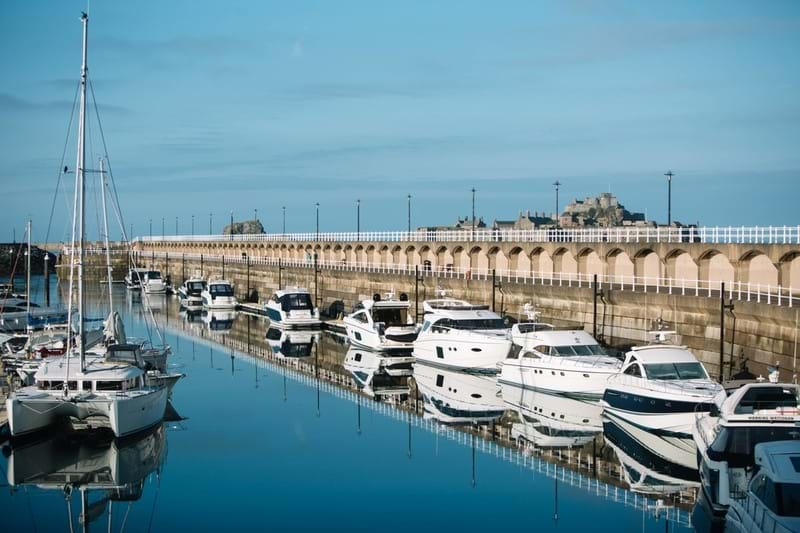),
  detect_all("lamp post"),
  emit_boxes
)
[407,194,411,234]
[315,202,320,241]
[175,216,178,235]
[149,218,152,240]
[230,210,234,241]
[161,217,165,238]
[665,170,674,226]
[191,214,194,236]
[471,187,476,240]
[282,206,286,235]
[553,180,561,226]
[209,213,213,235]
[356,199,361,240]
